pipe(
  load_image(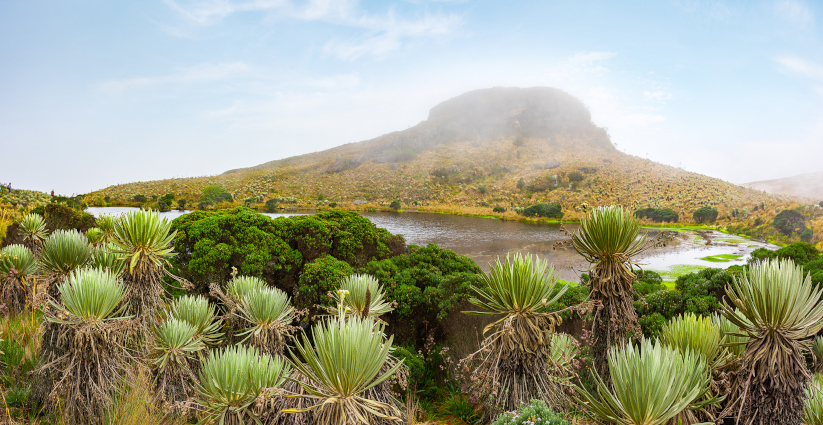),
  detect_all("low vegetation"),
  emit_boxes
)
[1,203,823,425]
